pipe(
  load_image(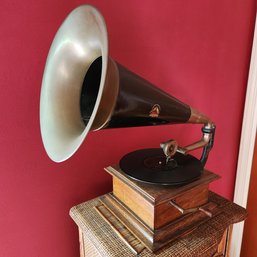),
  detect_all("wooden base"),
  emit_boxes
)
[70,192,247,256]
[100,193,221,251]
[101,165,220,252]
